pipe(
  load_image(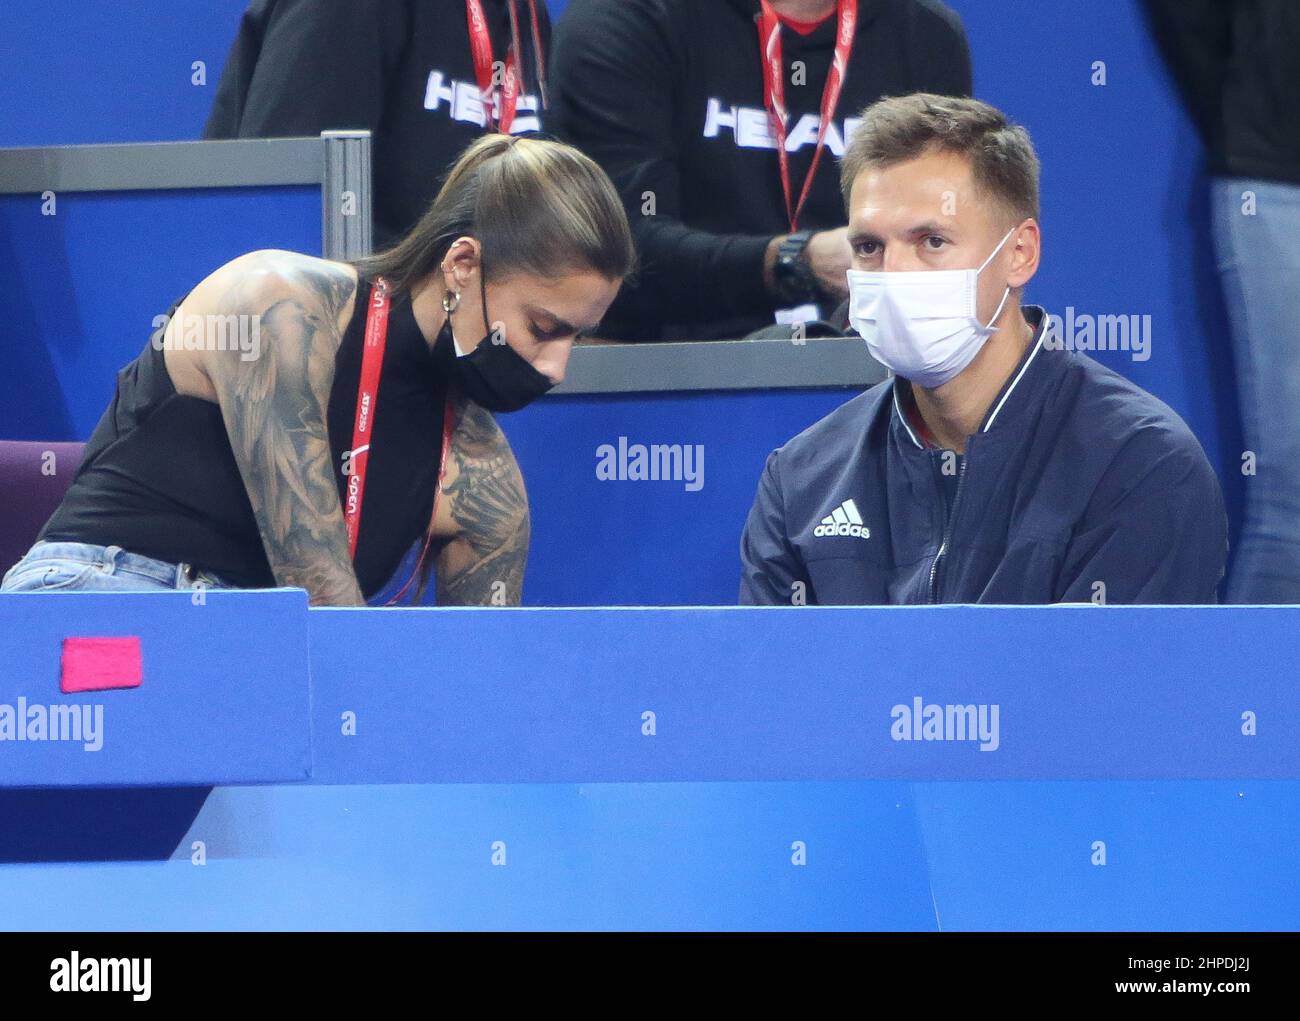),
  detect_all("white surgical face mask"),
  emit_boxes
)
[846,227,1015,389]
